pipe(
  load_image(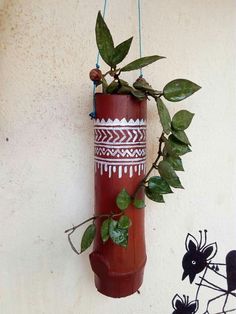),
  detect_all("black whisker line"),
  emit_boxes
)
[195,267,208,300]
[210,267,227,279]
[201,229,207,249]
[214,308,236,314]
[195,283,222,292]
[199,276,226,292]
[199,230,203,249]
[209,262,226,266]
